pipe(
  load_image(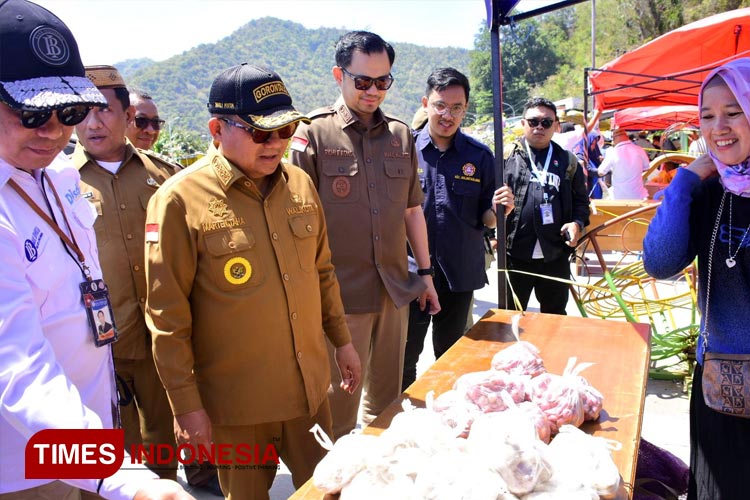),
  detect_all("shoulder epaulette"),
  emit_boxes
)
[503,142,521,161]
[307,106,336,119]
[141,149,183,171]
